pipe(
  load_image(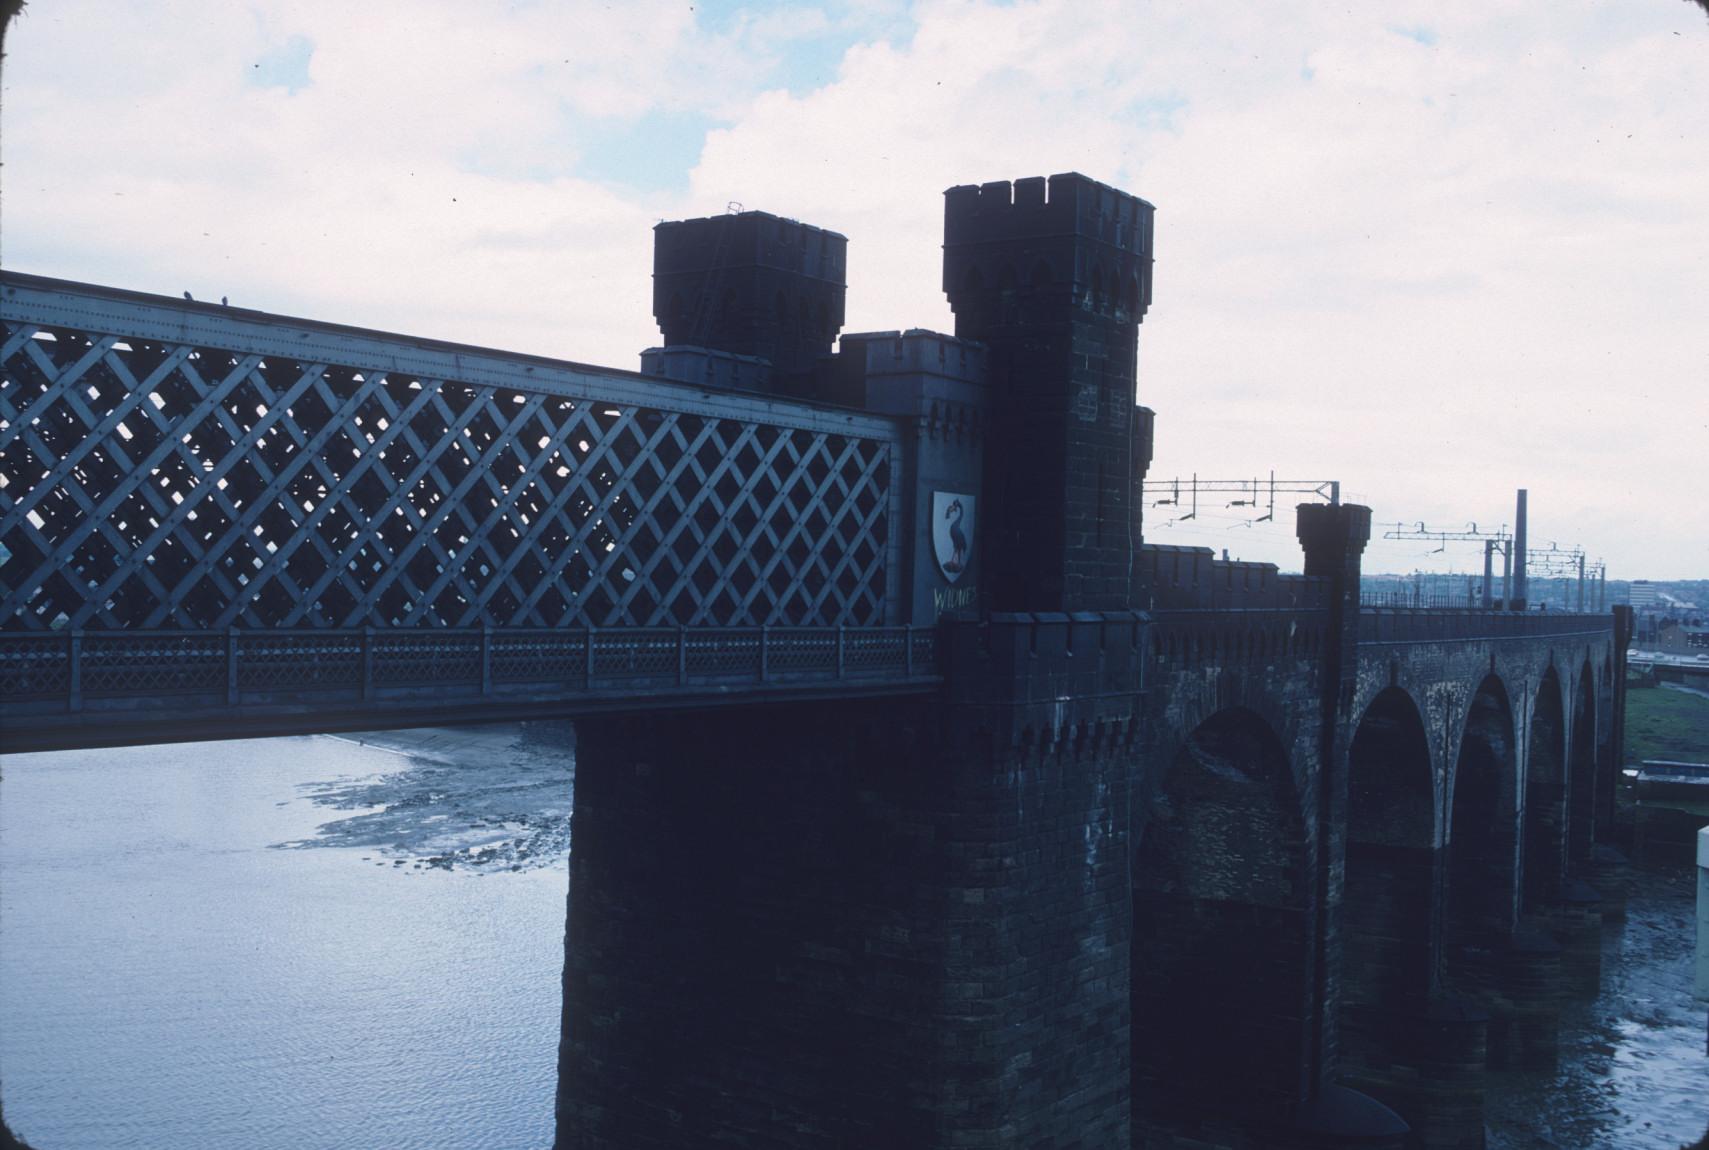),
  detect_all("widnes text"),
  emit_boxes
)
[933,585,977,616]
